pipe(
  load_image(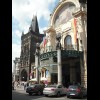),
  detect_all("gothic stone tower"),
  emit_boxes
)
[20,15,44,81]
